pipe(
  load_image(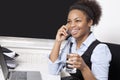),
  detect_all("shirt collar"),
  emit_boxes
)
[83,32,96,47]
